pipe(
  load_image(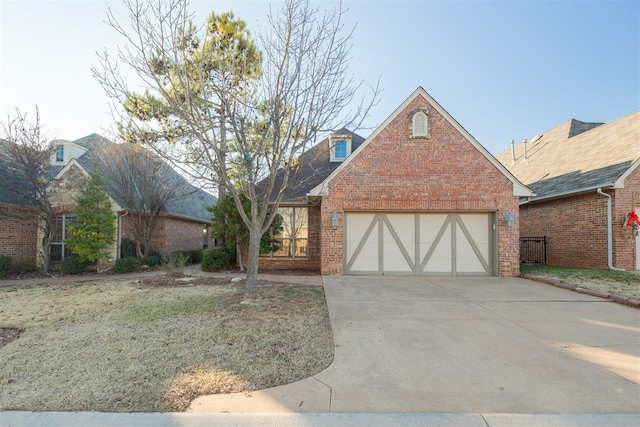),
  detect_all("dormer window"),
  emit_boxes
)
[330,136,351,162]
[54,145,65,163]
[410,110,430,138]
